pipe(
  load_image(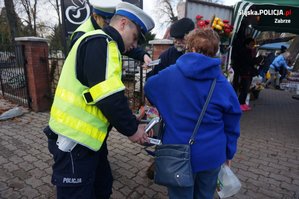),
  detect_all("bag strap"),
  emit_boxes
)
[189,78,216,145]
